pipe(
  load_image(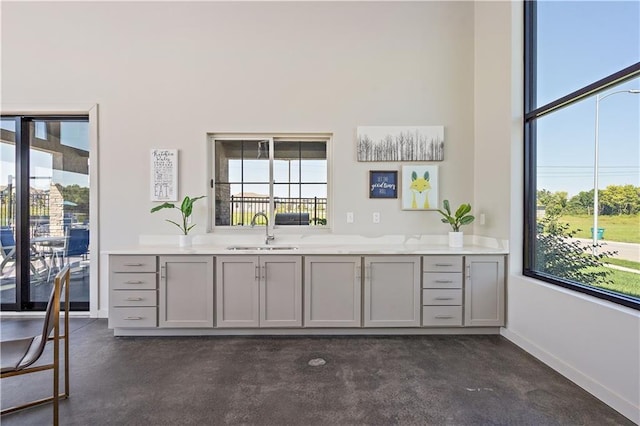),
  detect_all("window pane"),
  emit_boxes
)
[29,120,90,304]
[1,119,17,305]
[215,140,269,183]
[533,79,639,301]
[535,1,640,107]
